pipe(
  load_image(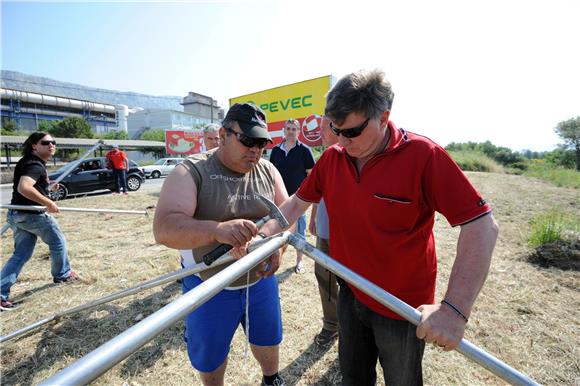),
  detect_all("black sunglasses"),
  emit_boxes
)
[329,118,370,138]
[40,140,57,146]
[225,128,268,149]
